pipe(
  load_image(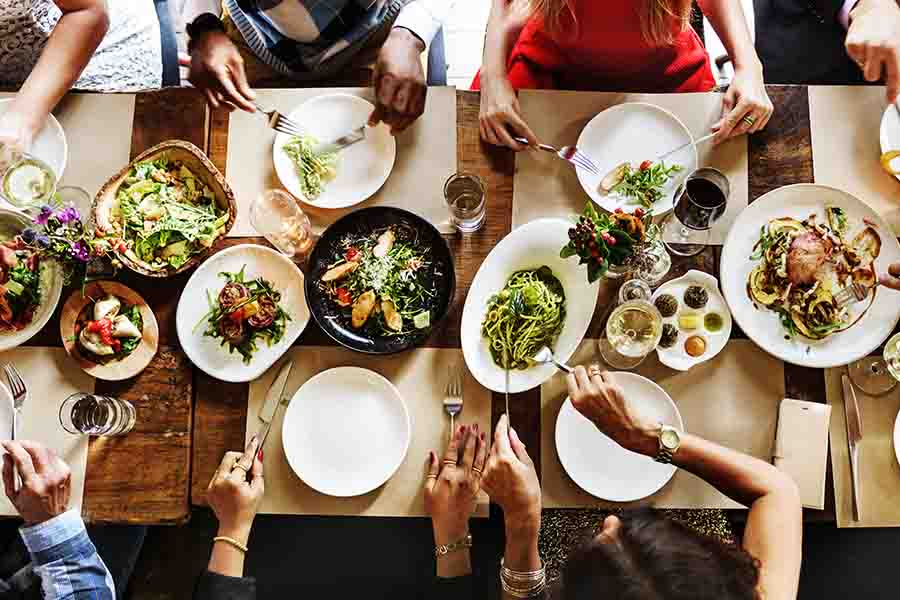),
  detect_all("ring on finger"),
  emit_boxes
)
[426,474,438,480]
[742,115,756,127]
[442,459,457,467]
[232,464,248,473]
[471,467,483,476]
